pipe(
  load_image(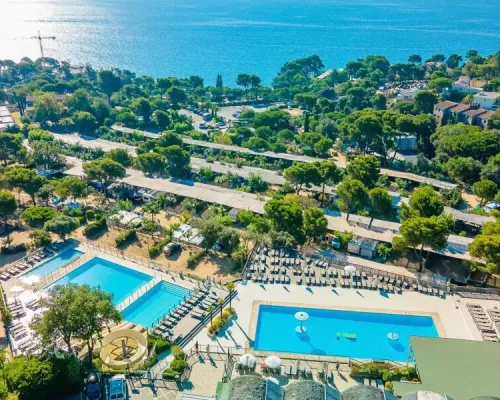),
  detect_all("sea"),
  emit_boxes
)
[1,0,500,85]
